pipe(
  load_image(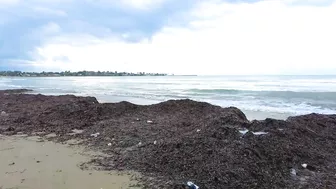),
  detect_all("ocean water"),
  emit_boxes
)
[1,75,336,120]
